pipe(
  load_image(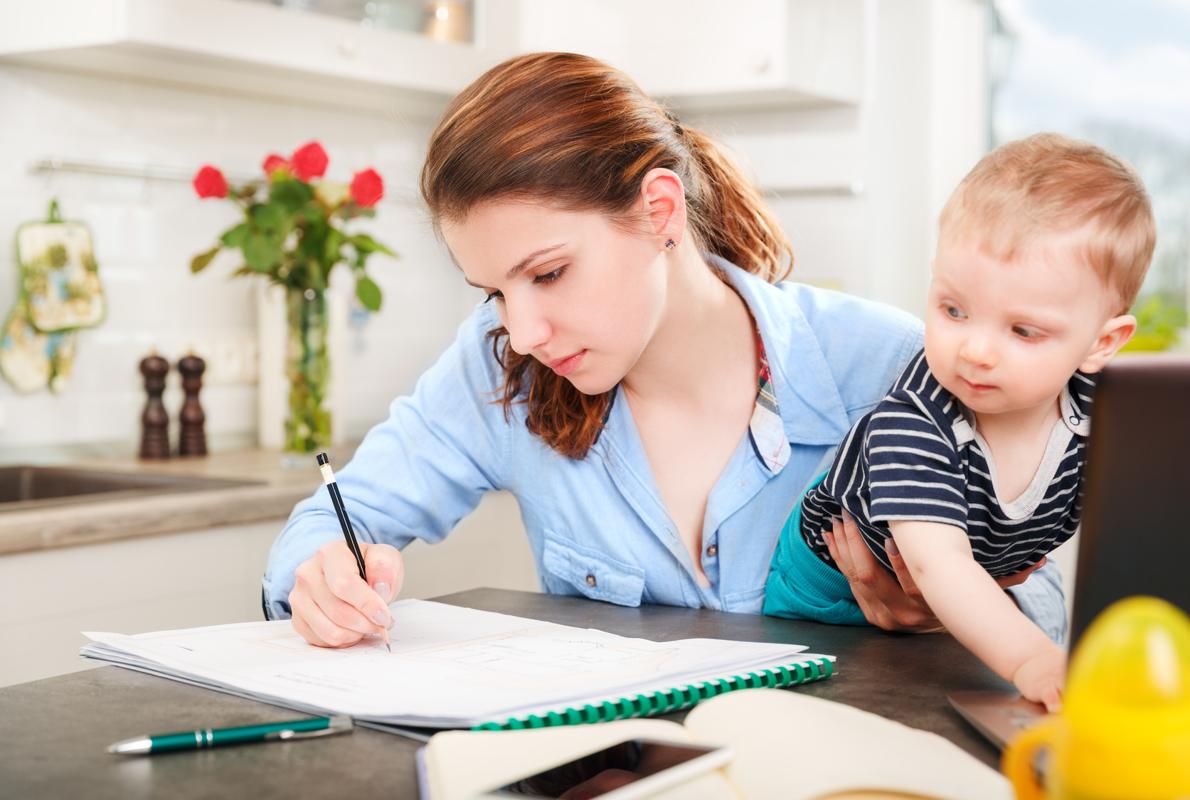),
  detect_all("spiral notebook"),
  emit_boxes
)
[80,599,834,733]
